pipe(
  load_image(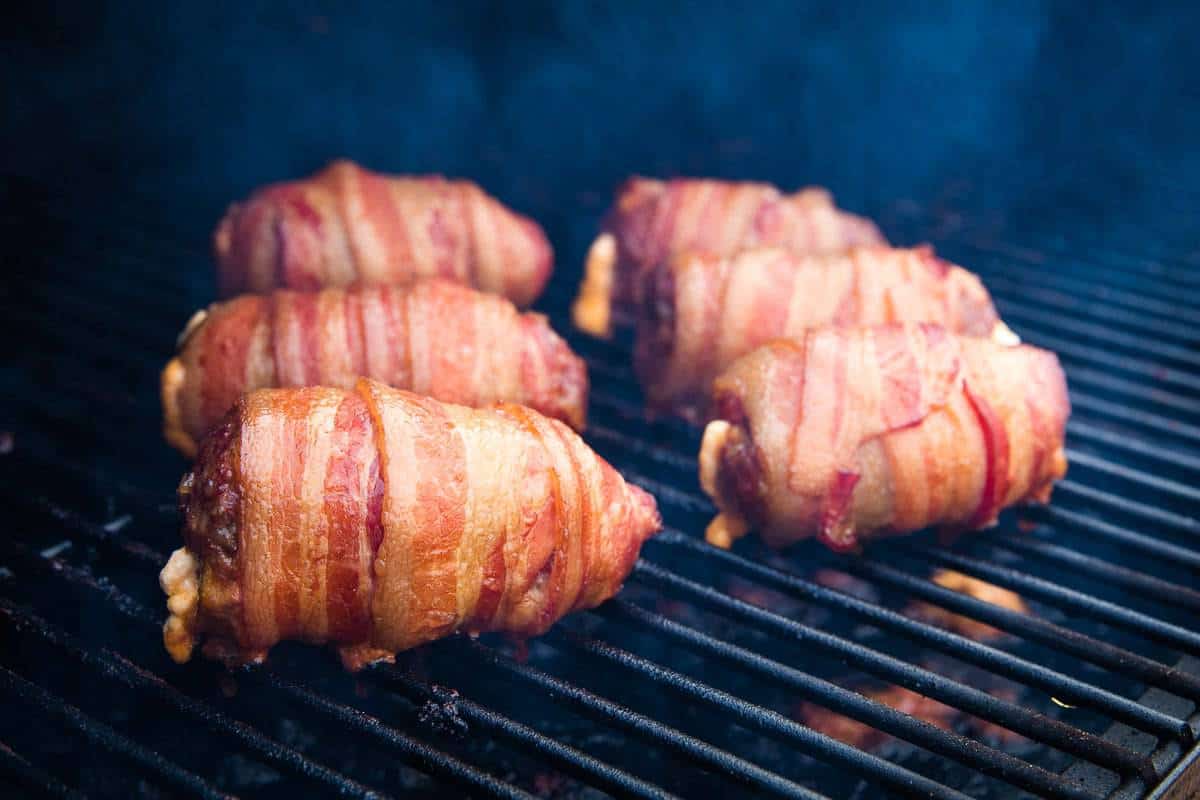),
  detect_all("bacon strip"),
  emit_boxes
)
[214,160,553,307]
[163,380,660,669]
[633,245,1006,420]
[571,177,884,336]
[161,280,587,457]
[699,326,1069,551]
